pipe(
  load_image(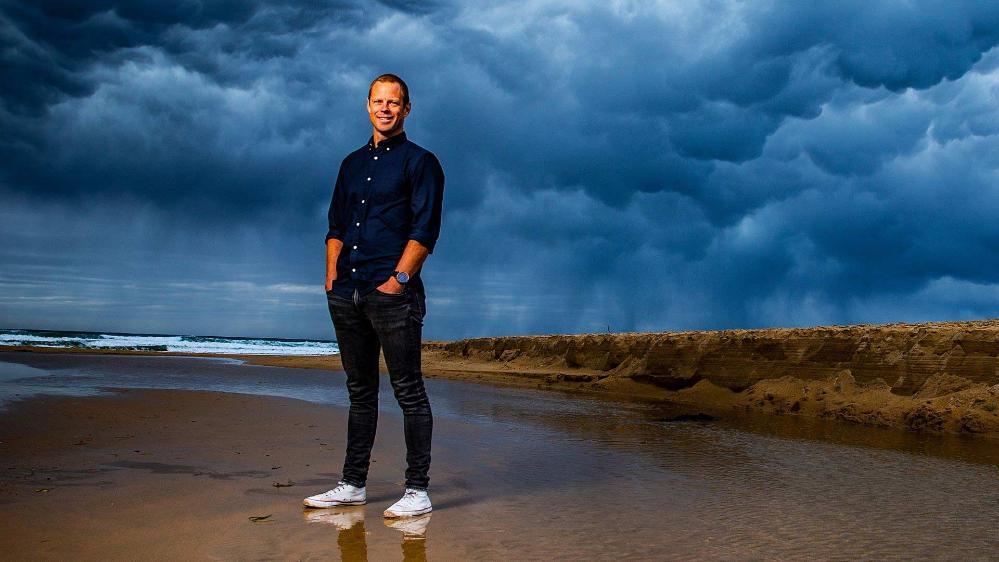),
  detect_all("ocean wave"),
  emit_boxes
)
[0,329,338,355]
